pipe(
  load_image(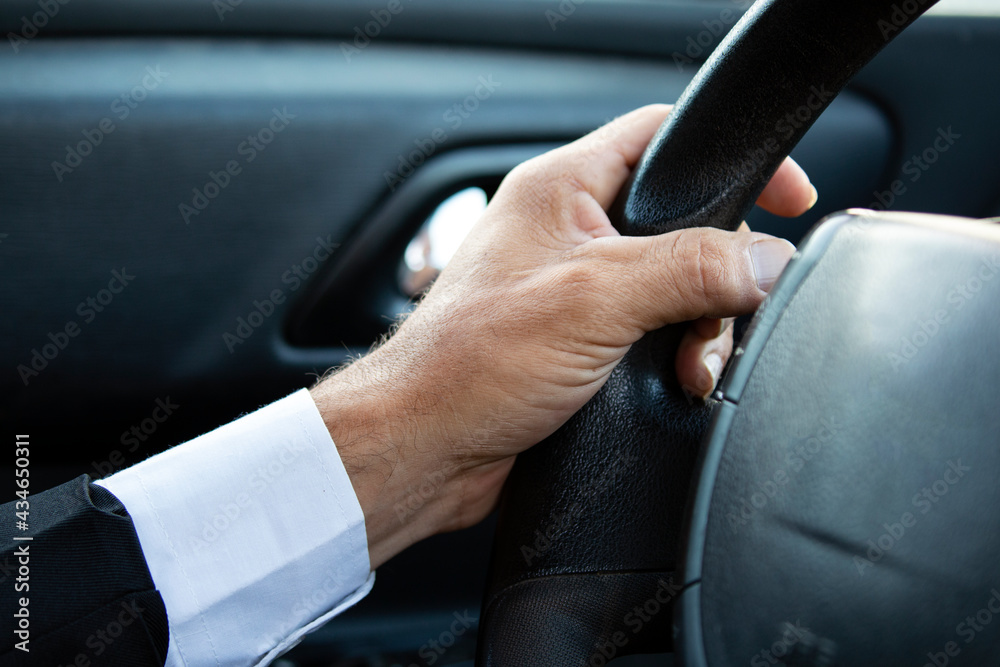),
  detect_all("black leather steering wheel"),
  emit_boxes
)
[476,1,940,665]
